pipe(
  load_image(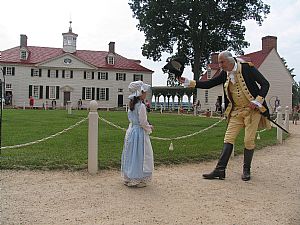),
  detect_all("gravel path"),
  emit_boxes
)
[1,123,299,225]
